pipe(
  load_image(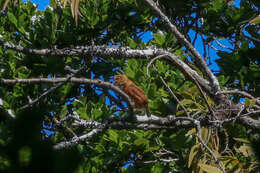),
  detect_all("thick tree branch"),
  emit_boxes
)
[143,0,220,92]
[53,108,260,150]
[0,40,214,96]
